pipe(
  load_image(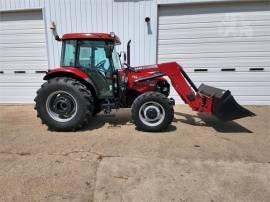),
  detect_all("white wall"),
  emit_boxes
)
[0,0,158,68]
